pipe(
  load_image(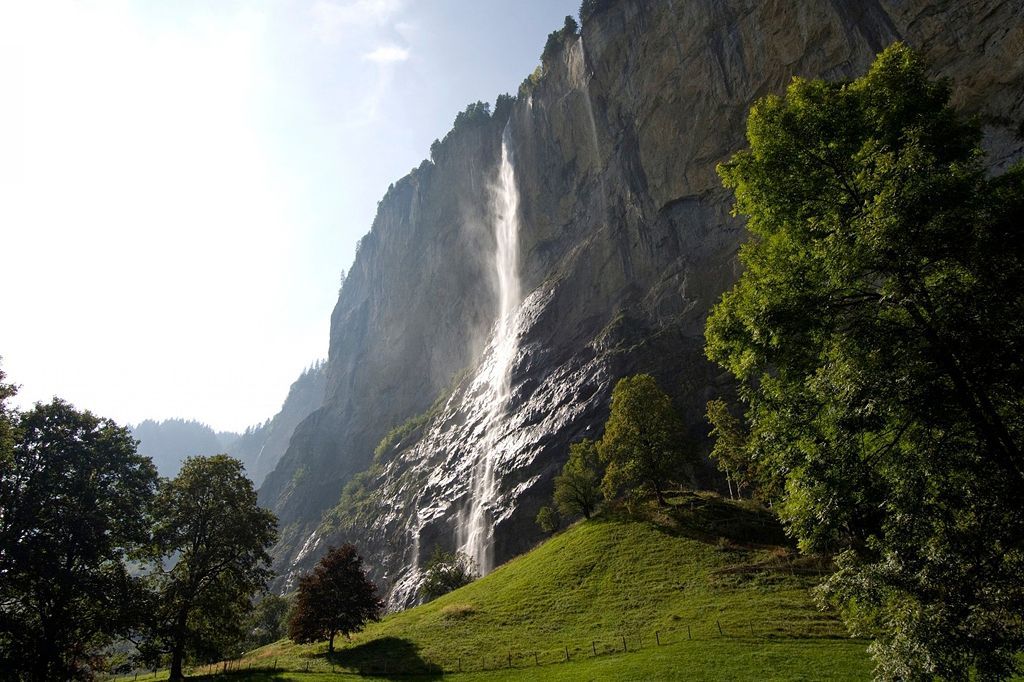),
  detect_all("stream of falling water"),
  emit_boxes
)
[458,125,522,575]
